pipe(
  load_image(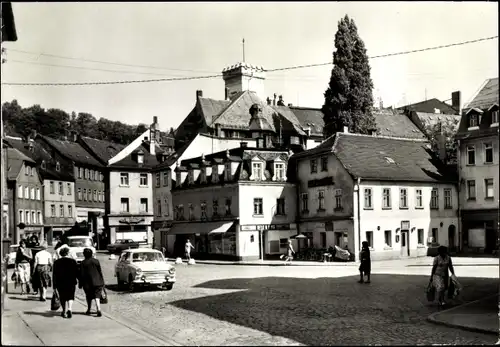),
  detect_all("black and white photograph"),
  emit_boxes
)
[1,1,498,345]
